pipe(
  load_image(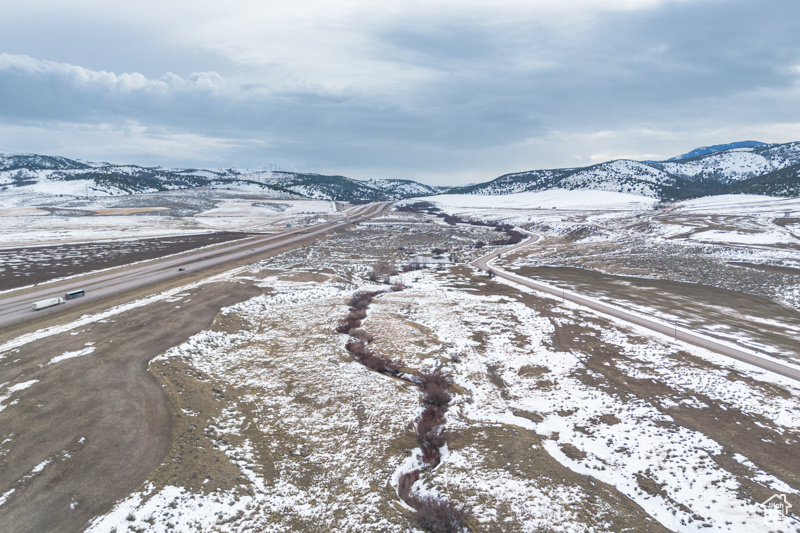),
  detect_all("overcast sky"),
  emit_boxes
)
[1,0,799,185]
